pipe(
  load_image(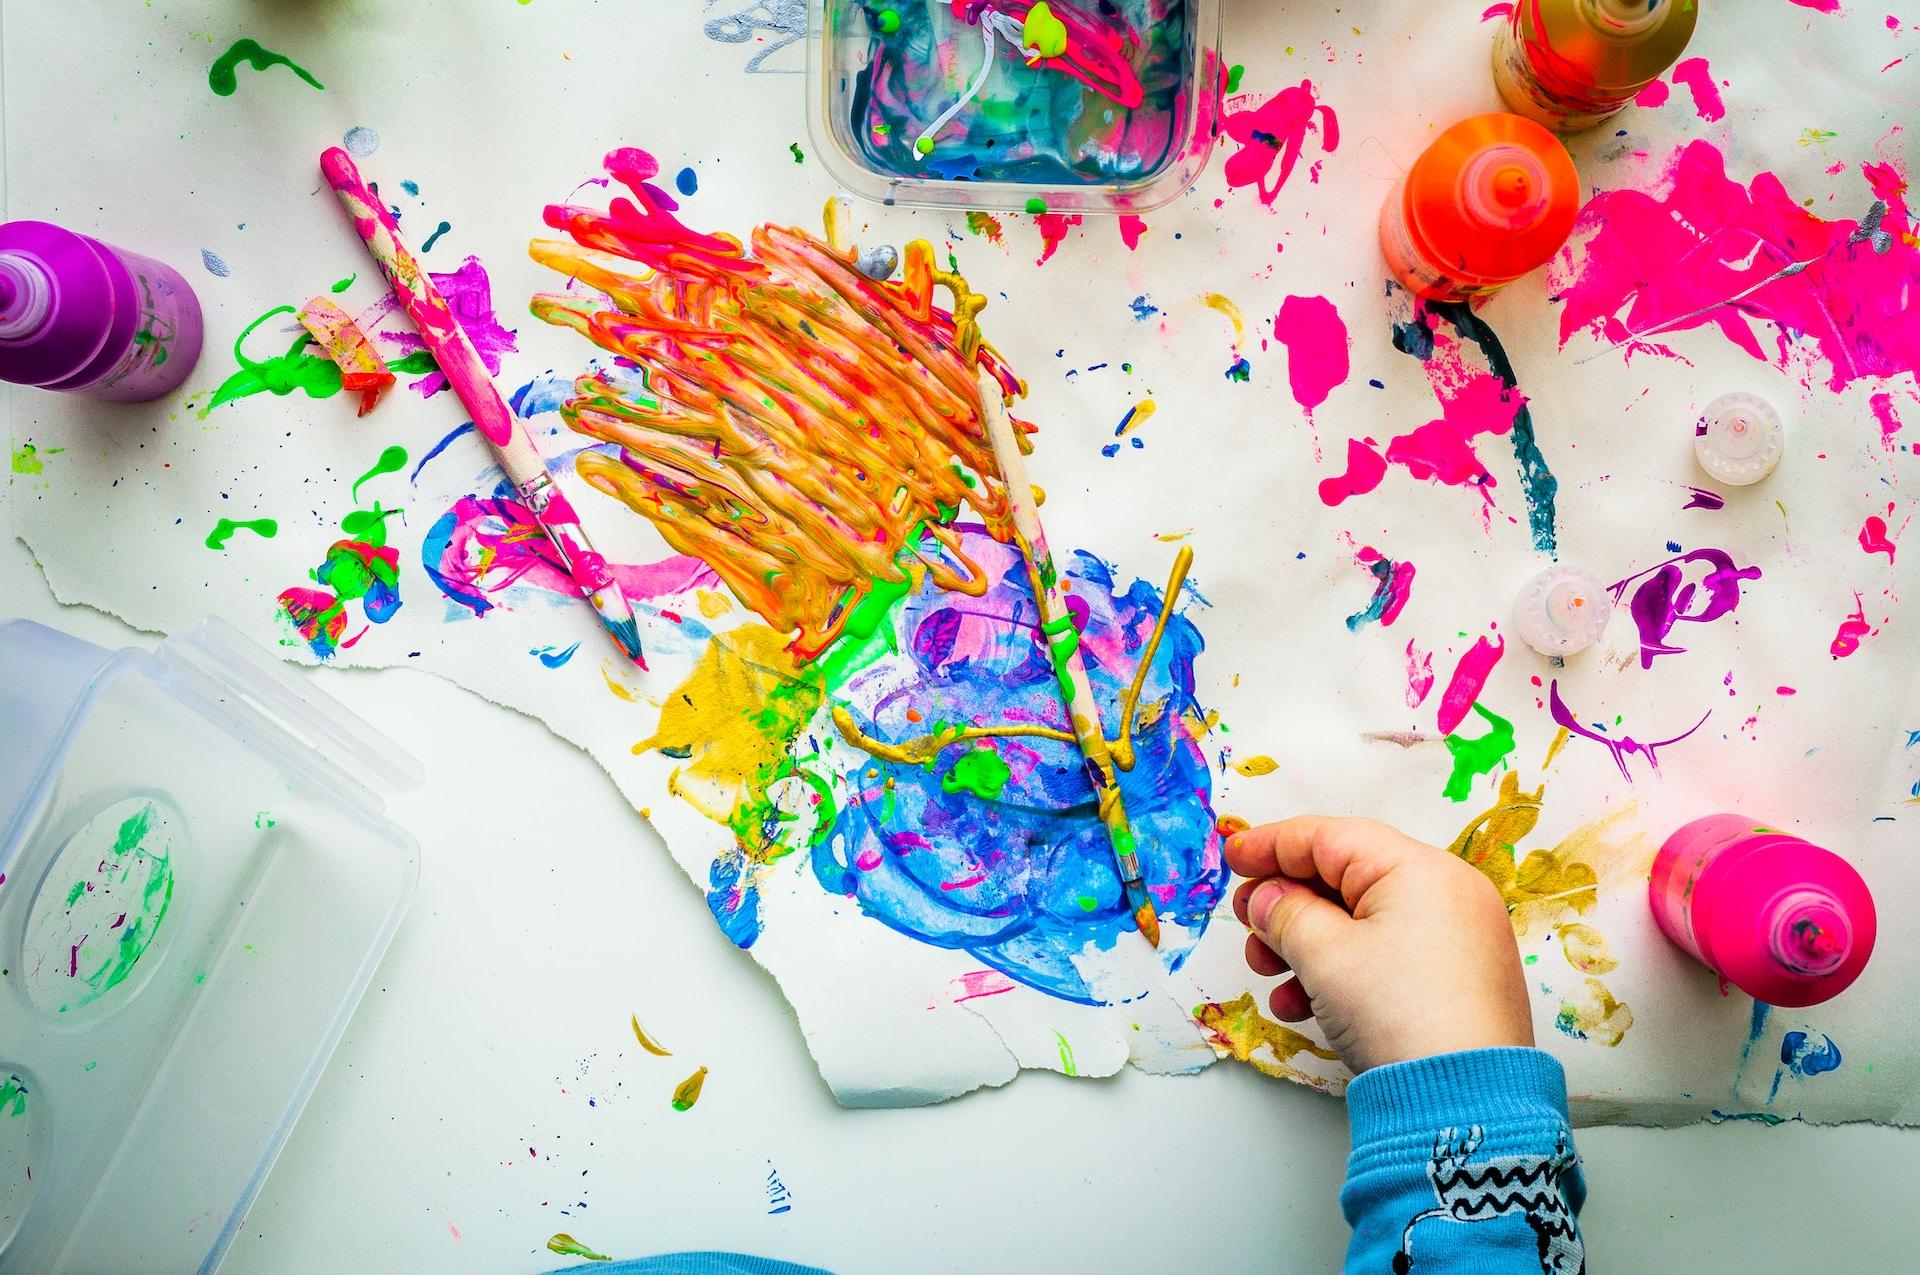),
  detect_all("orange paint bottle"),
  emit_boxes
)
[1378,113,1580,303]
